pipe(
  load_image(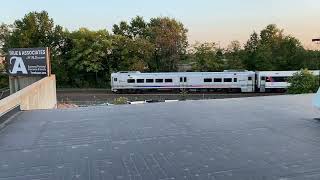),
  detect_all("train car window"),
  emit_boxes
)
[184,77,187,82]
[137,79,144,83]
[127,79,135,83]
[261,77,266,81]
[214,78,222,82]
[146,79,154,83]
[233,78,237,82]
[180,77,183,82]
[156,79,164,83]
[204,78,212,83]
[165,79,173,83]
[266,77,288,82]
[266,77,271,82]
[114,78,117,82]
[278,77,288,82]
[224,78,232,82]
[248,77,252,81]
